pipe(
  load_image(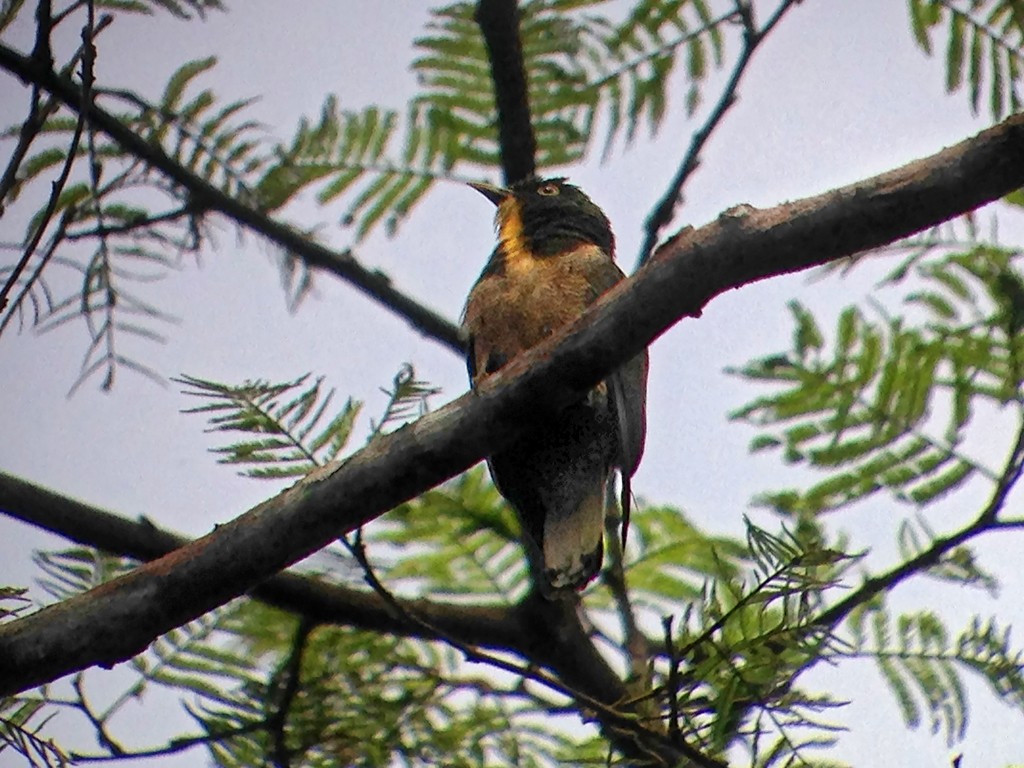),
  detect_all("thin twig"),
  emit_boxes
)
[64,205,195,240]
[77,0,123,392]
[0,212,68,336]
[0,87,43,212]
[69,721,268,762]
[662,615,682,742]
[813,409,1024,631]
[267,617,315,768]
[0,11,114,323]
[72,675,124,756]
[0,18,113,210]
[636,0,801,267]
[602,507,650,681]
[588,10,740,96]
[0,107,84,318]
